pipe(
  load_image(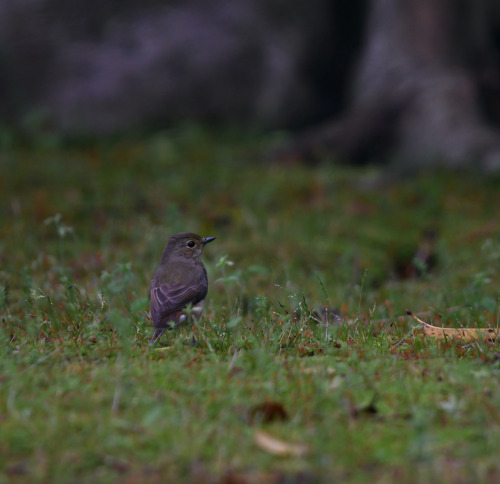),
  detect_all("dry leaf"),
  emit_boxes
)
[254,430,309,457]
[407,310,499,342]
[248,401,288,425]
